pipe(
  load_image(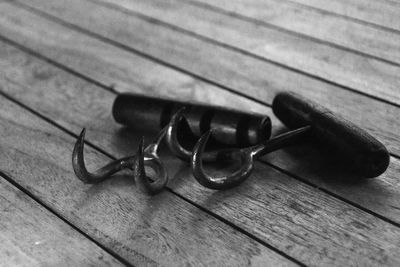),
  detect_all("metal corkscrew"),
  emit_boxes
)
[72,92,390,193]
